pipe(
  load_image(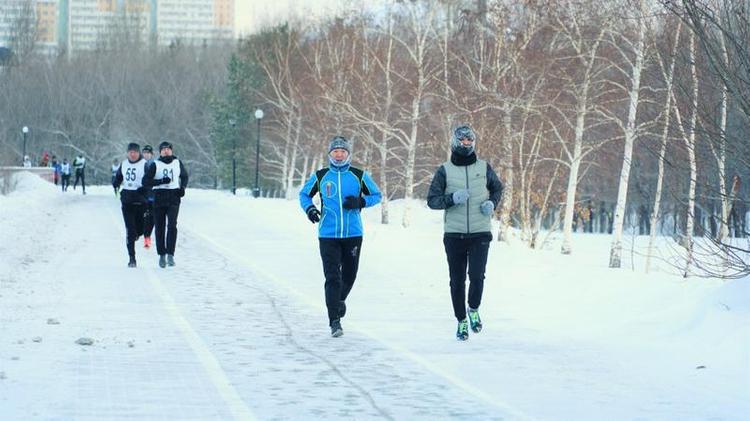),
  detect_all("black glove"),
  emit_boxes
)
[306,205,321,223]
[178,188,185,198]
[342,196,366,210]
[160,176,171,185]
[137,187,147,196]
